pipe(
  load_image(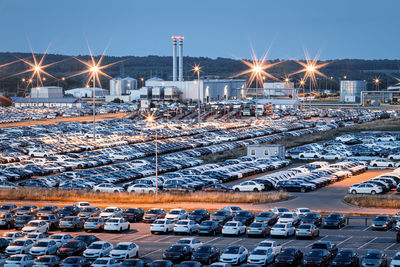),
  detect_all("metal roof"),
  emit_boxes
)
[10,97,82,103]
